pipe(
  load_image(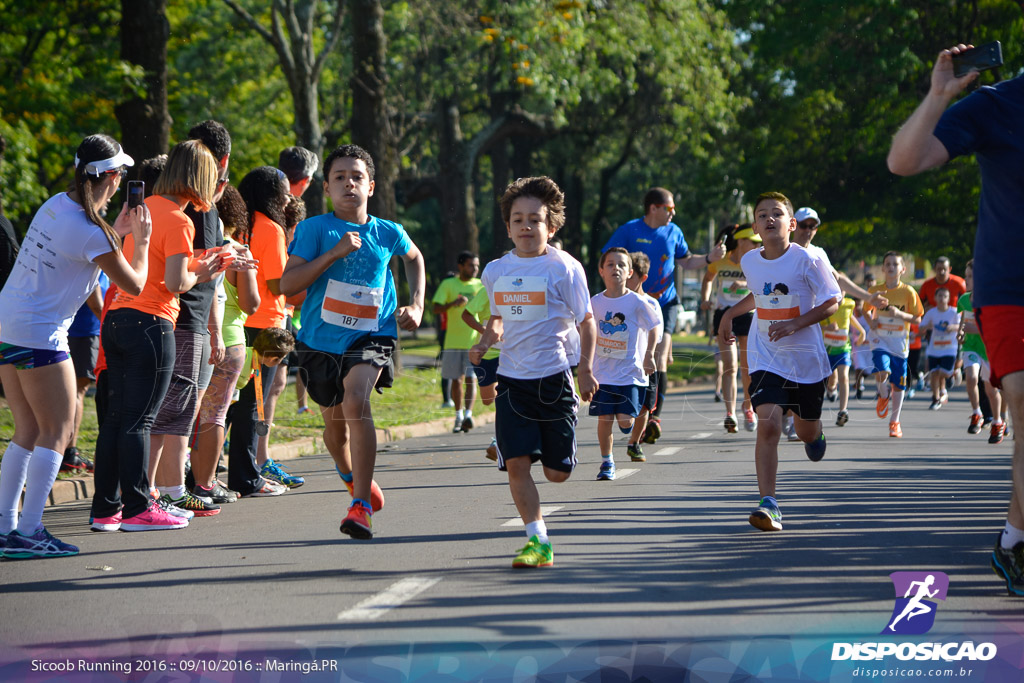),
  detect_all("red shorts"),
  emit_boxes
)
[975,305,1024,389]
